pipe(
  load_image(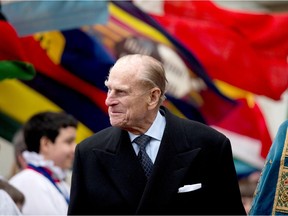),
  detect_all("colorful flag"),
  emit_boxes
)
[1,1,109,36]
[0,18,111,136]
[0,20,94,143]
[18,30,113,132]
